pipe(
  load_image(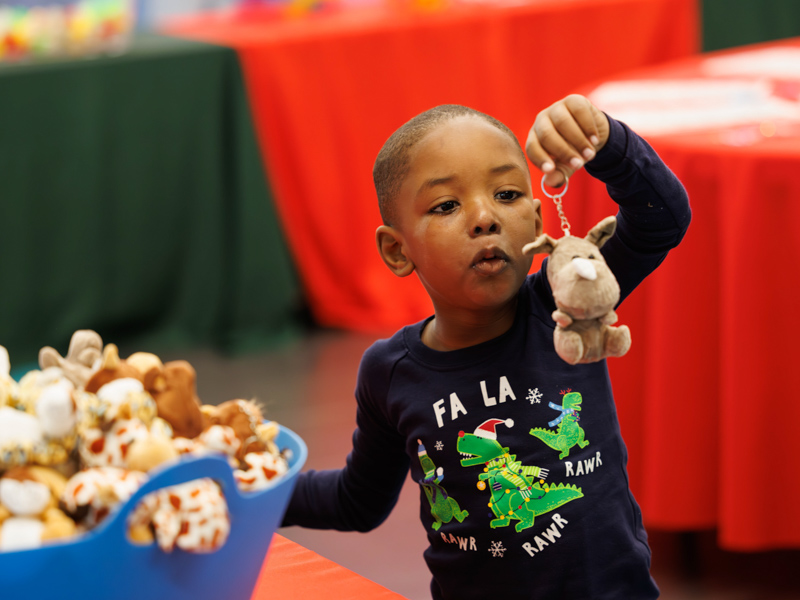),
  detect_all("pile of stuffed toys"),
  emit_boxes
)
[0,330,290,554]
